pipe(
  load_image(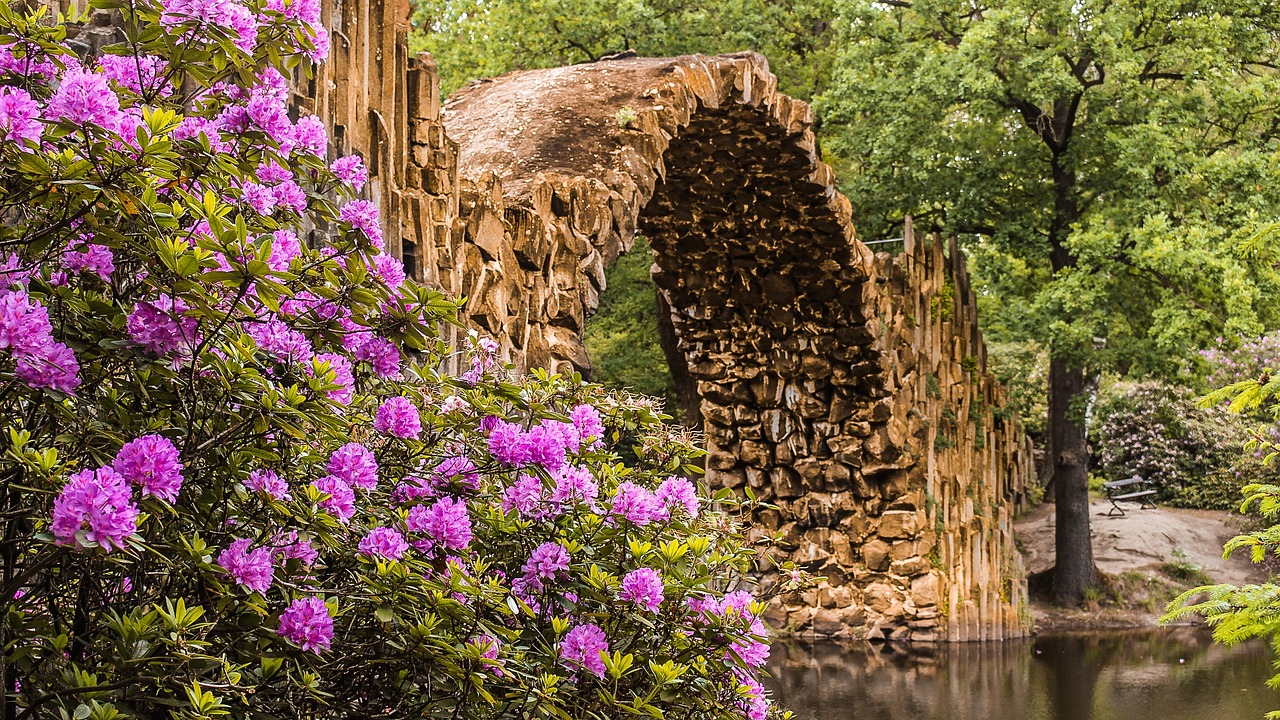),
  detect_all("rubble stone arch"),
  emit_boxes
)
[437,52,1036,642]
